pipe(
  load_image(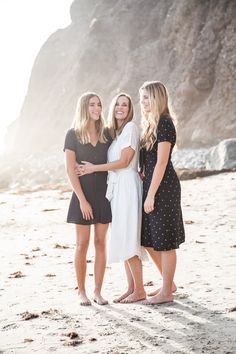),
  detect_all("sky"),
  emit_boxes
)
[0,0,73,154]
